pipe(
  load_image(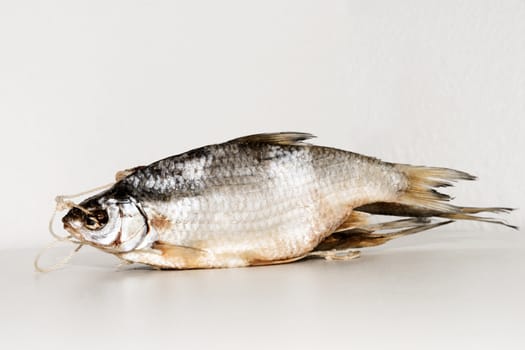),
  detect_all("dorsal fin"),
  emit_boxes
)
[228,132,316,146]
